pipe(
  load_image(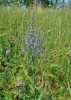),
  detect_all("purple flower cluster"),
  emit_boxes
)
[15,81,24,87]
[22,10,46,64]
[24,29,43,57]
